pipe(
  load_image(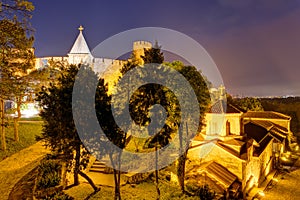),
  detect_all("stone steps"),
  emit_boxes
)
[89,160,106,173]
